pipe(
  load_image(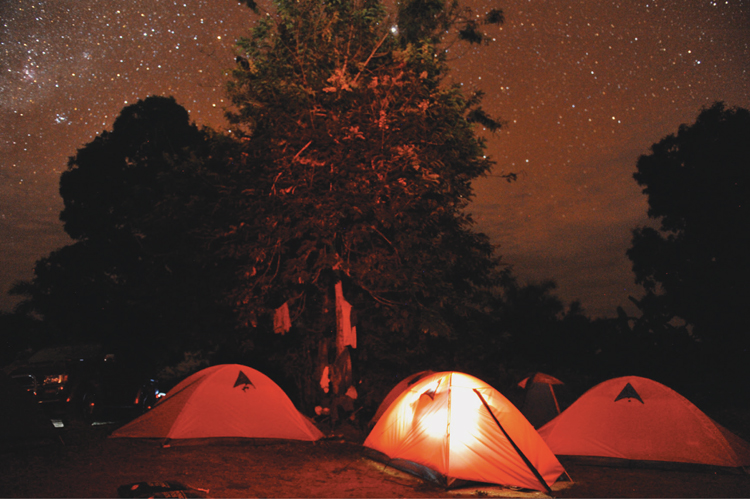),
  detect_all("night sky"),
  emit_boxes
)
[2,0,749,317]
